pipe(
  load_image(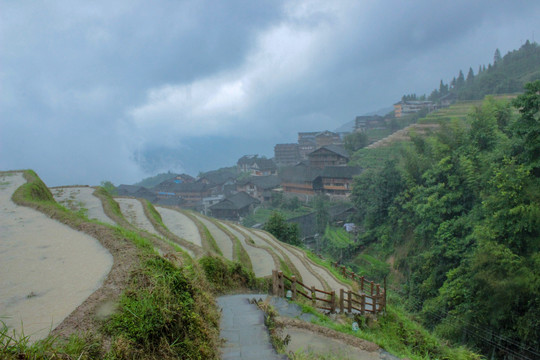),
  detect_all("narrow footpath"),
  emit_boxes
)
[217,294,286,360]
